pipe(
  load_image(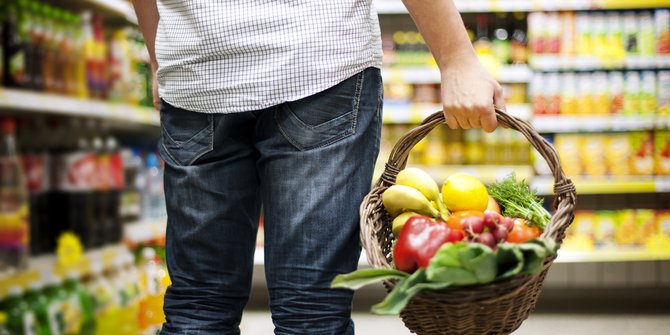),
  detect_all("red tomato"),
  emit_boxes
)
[507,218,541,243]
[446,210,484,231]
